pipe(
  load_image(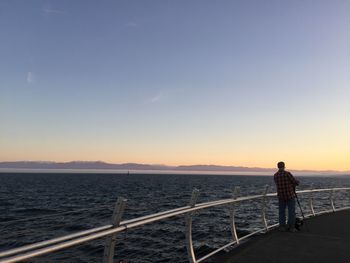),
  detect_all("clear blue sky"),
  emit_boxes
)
[1,0,349,170]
